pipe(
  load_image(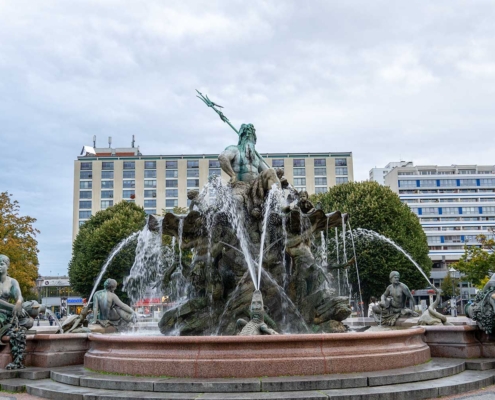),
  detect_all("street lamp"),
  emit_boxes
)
[449,267,457,317]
